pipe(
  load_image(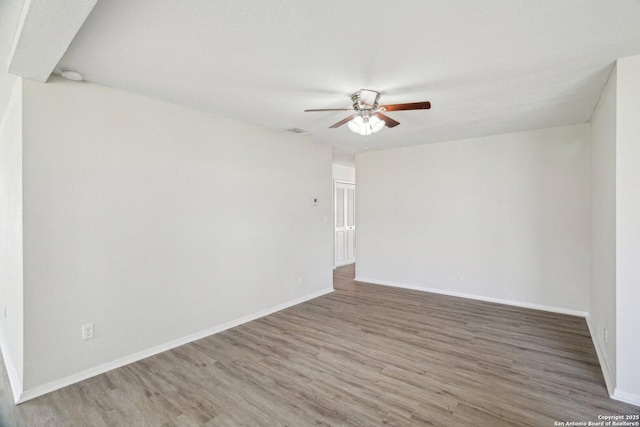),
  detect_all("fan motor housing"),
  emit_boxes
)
[351,89,381,111]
